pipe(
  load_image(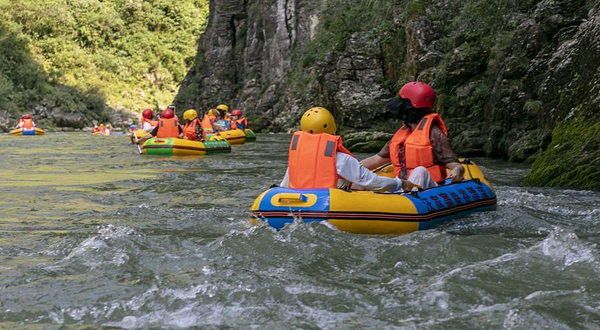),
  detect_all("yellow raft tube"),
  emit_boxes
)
[141,137,231,156]
[250,160,497,235]
[10,127,45,136]
[206,129,246,145]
